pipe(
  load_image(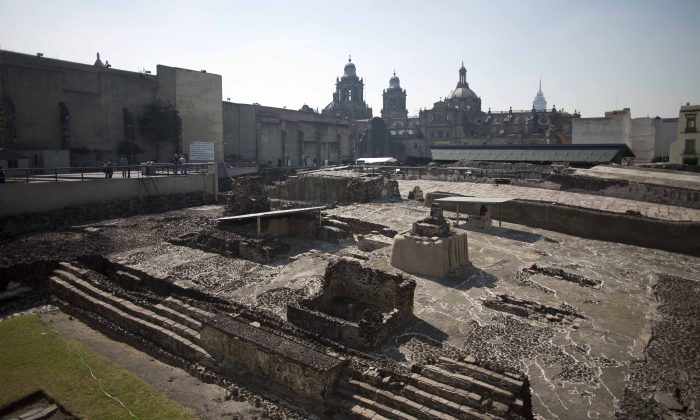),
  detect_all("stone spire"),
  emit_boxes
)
[94,52,104,68]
